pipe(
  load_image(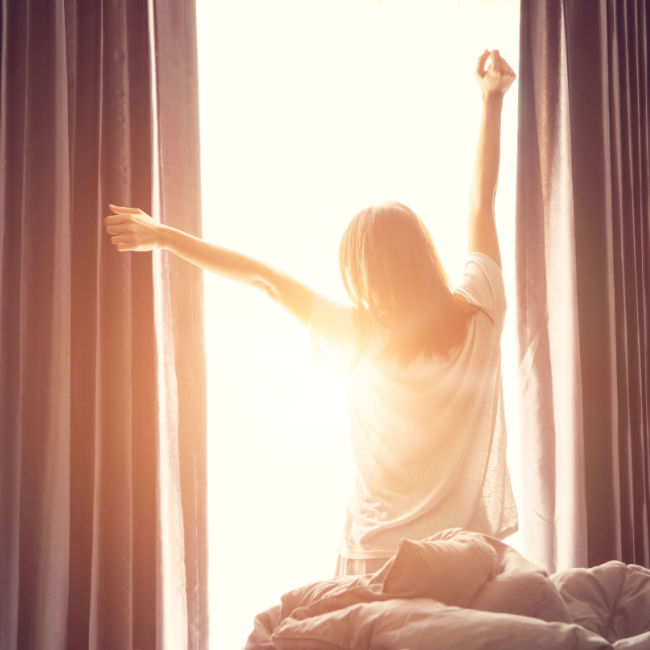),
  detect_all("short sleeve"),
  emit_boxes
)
[454,252,506,325]
[309,293,361,372]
